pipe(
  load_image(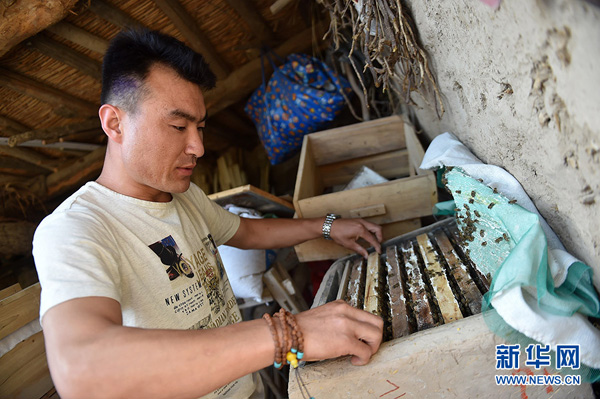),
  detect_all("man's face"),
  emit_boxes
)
[118,64,207,202]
